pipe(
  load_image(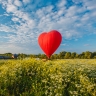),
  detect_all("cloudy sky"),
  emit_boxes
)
[0,0,96,54]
